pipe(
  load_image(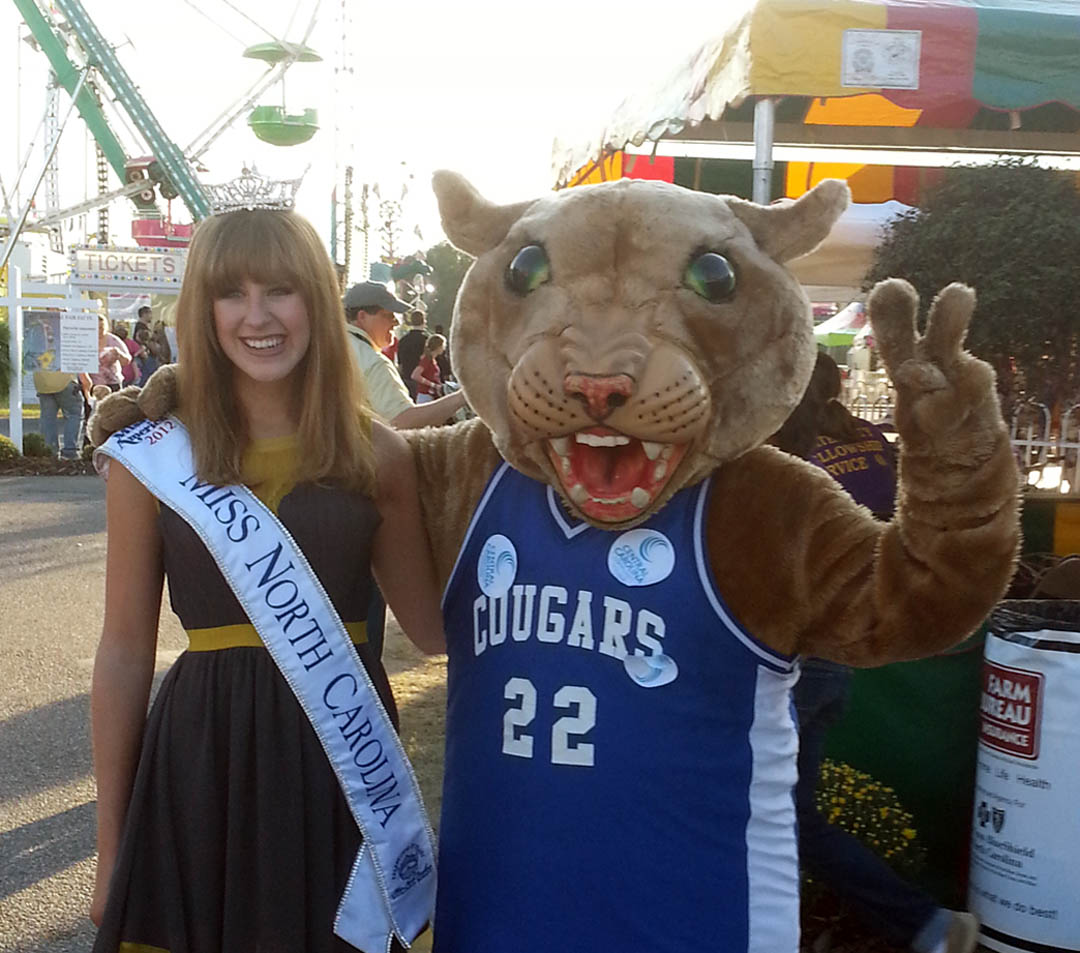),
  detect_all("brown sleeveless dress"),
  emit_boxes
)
[93,438,402,953]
